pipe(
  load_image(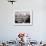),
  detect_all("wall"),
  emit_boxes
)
[0,0,46,41]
